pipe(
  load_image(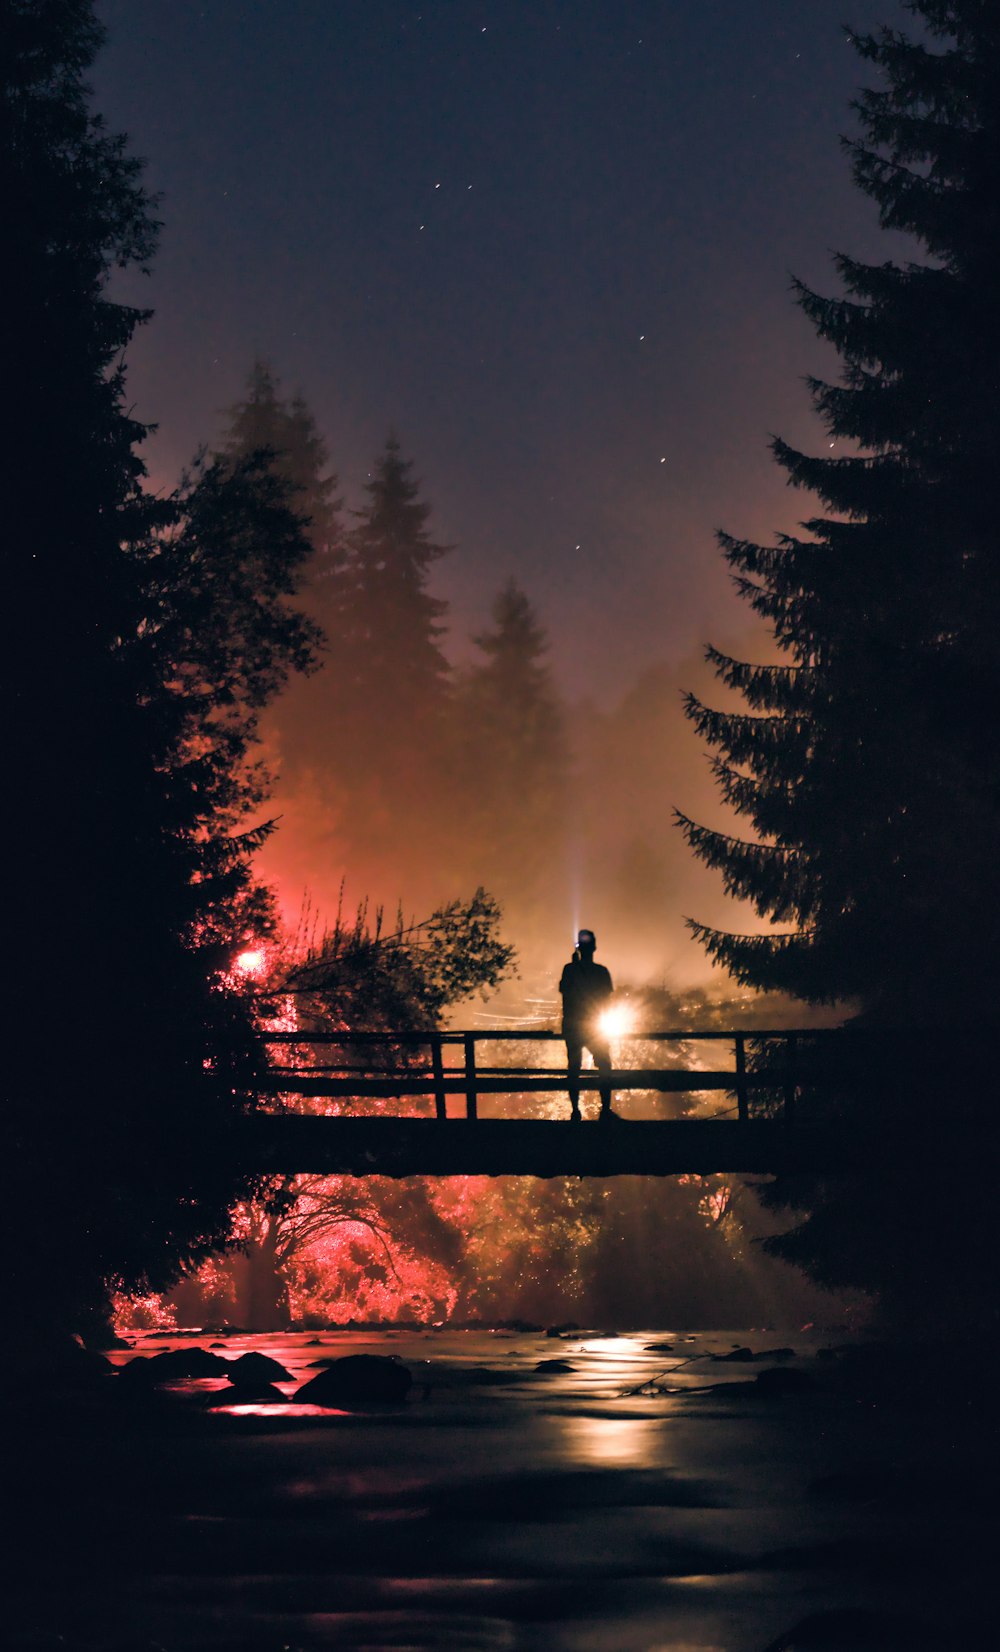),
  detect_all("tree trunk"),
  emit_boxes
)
[231,1226,290,1330]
